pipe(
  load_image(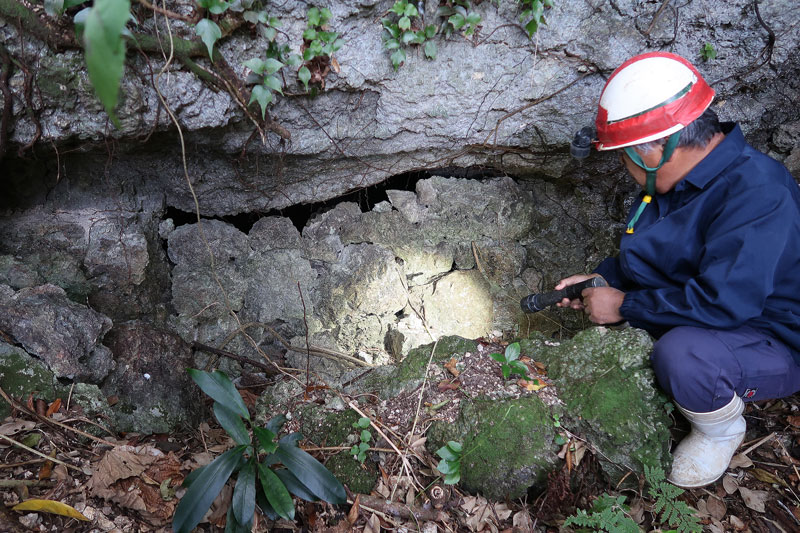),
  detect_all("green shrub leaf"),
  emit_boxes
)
[213,402,250,446]
[505,342,520,362]
[263,75,283,95]
[436,445,458,461]
[256,462,295,520]
[187,369,249,420]
[82,0,130,128]
[248,85,272,119]
[173,445,247,533]
[447,441,462,453]
[274,468,319,502]
[243,58,267,74]
[444,471,460,485]
[297,66,311,89]
[398,16,411,30]
[274,442,346,504]
[232,459,256,527]
[195,18,222,59]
